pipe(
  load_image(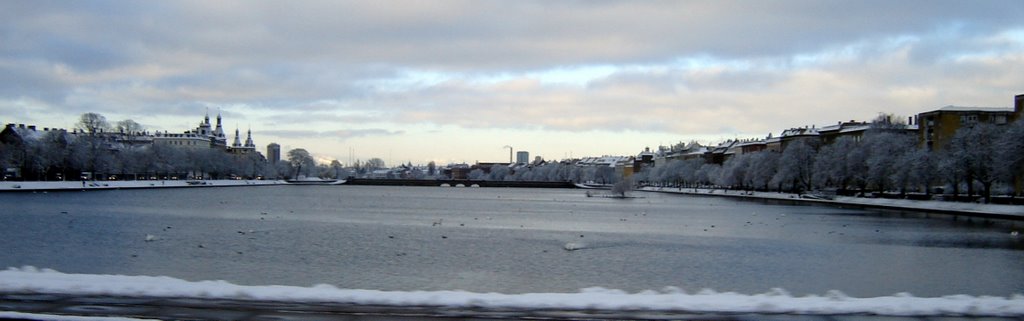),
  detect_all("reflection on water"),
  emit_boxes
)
[0,186,1021,297]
